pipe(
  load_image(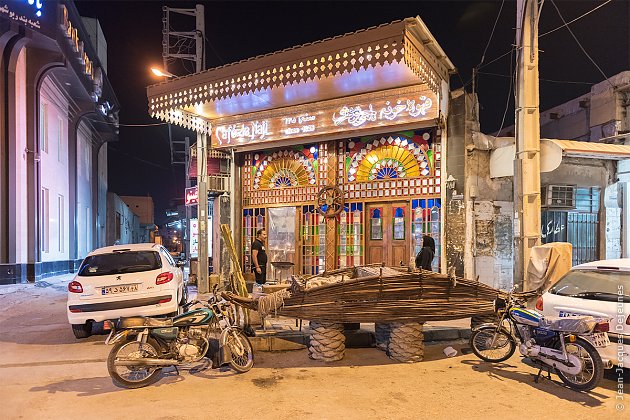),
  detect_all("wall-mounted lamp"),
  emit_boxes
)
[446,174,457,190]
